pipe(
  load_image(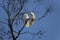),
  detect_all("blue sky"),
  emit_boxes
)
[0,0,60,40]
